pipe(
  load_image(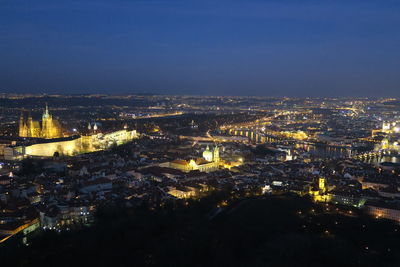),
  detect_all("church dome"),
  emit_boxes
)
[203,146,213,161]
